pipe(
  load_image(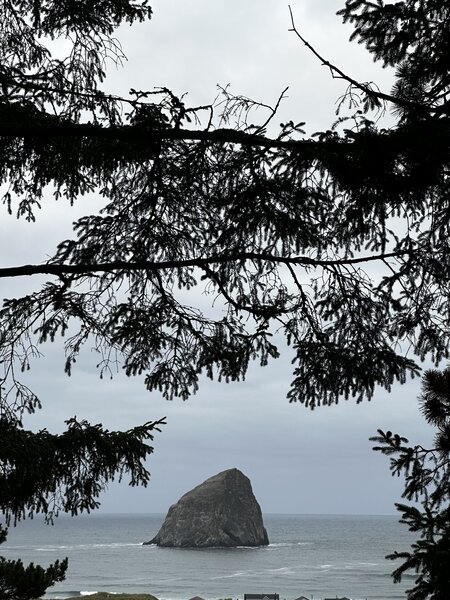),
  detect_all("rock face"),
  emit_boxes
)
[145,468,269,547]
